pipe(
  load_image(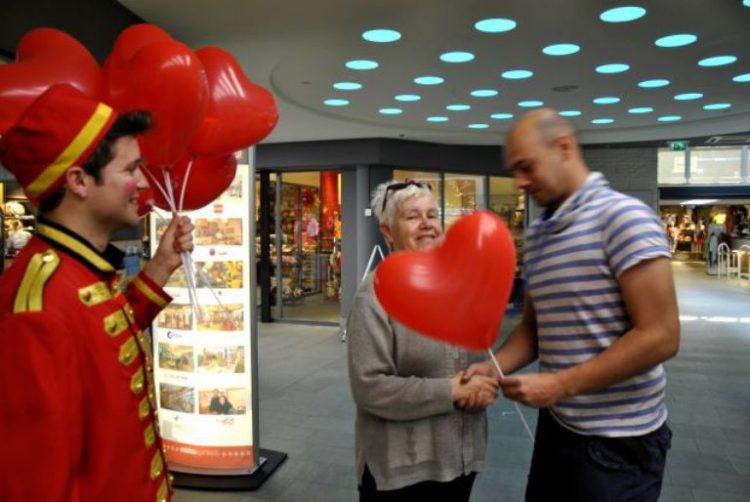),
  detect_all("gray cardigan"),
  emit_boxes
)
[347,273,487,491]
